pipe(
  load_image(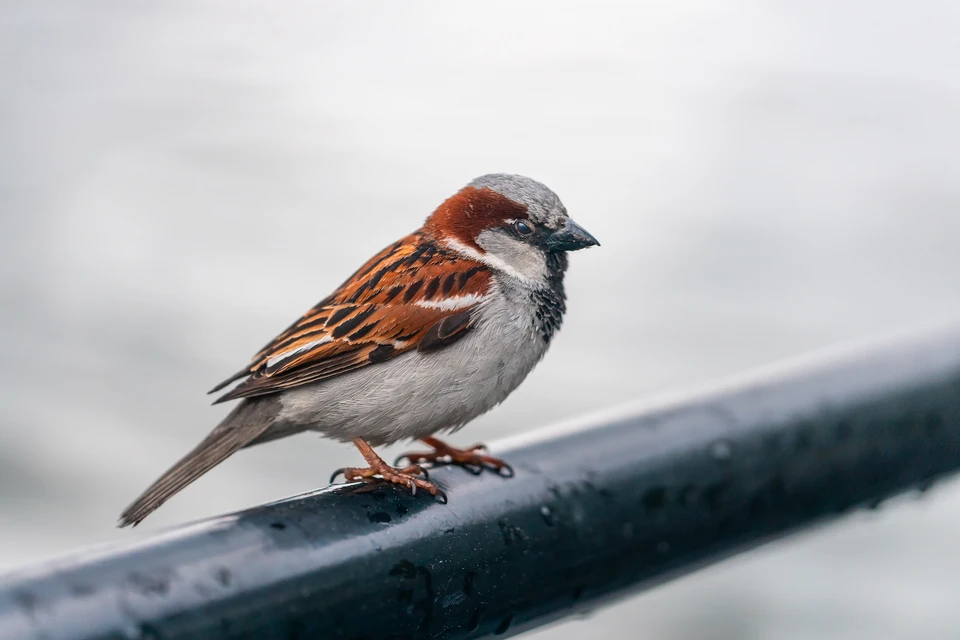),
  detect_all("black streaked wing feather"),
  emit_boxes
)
[209,236,493,403]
